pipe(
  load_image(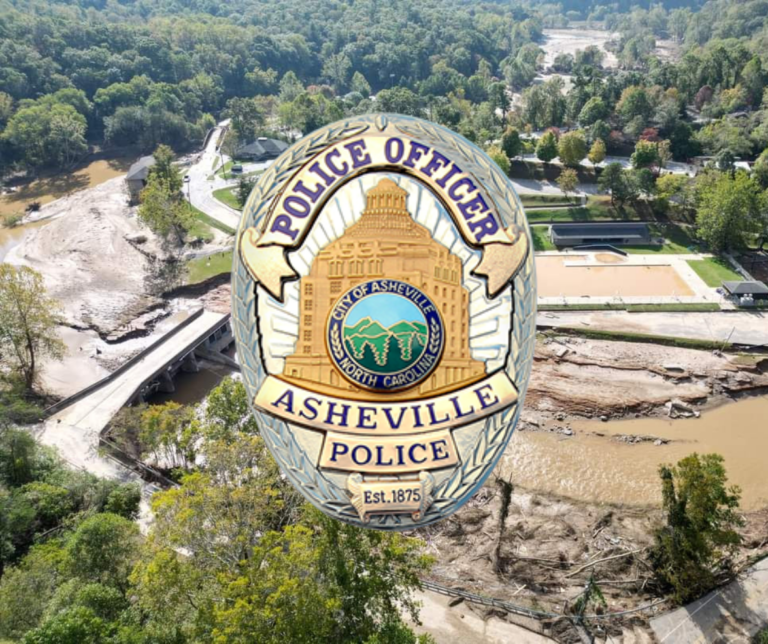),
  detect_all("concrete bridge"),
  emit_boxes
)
[38,308,233,483]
